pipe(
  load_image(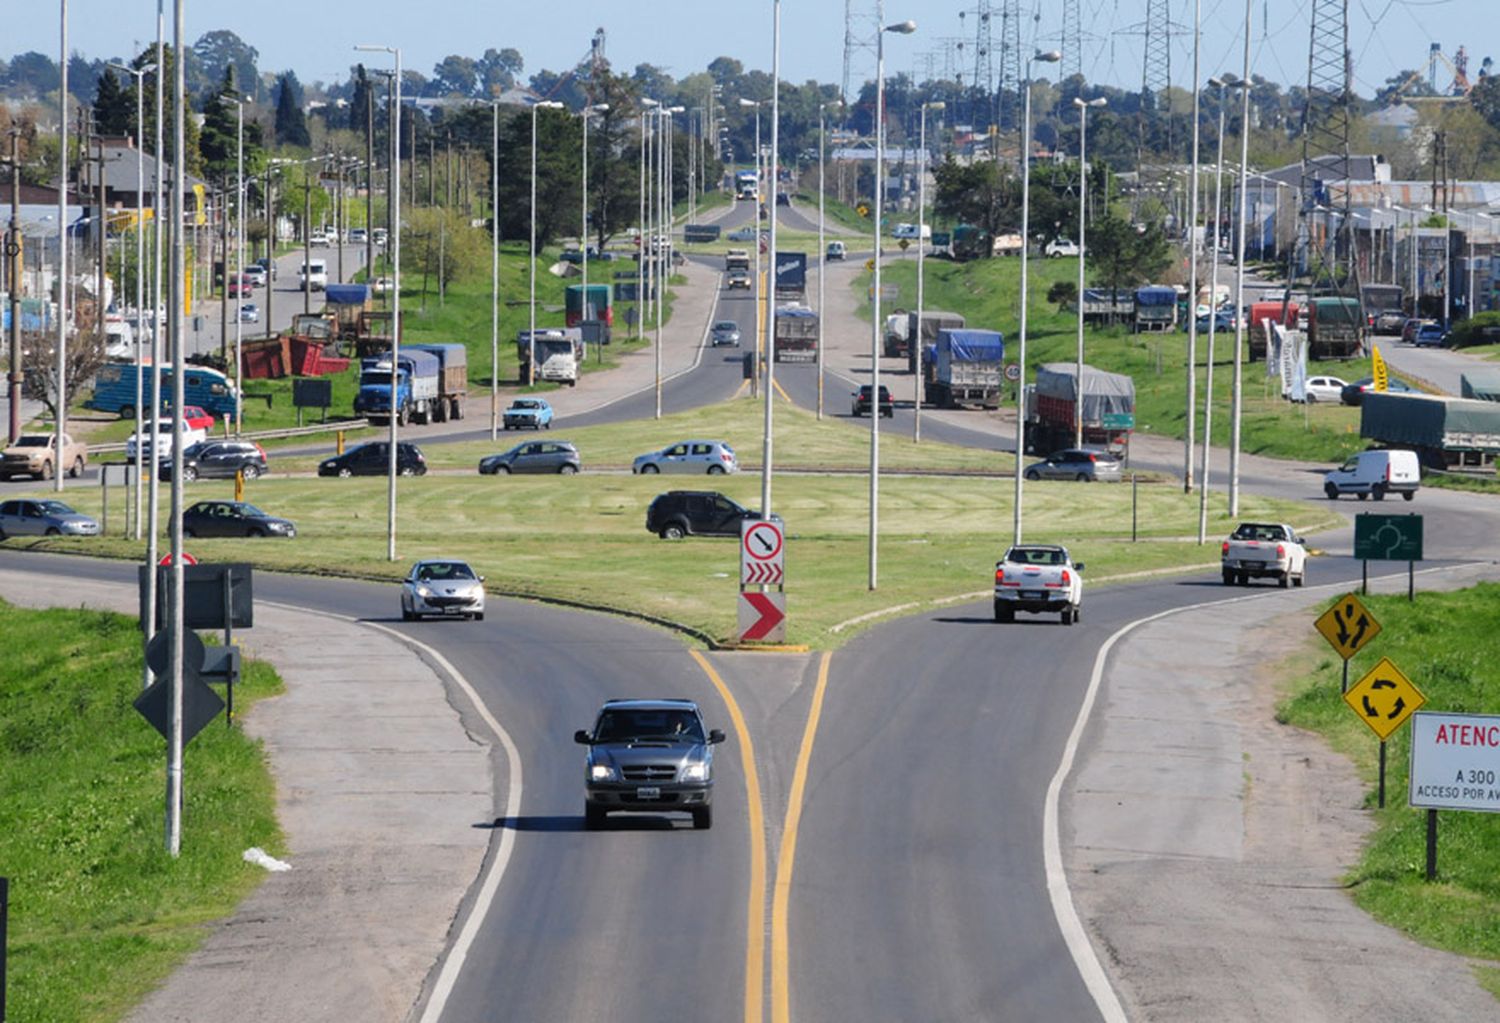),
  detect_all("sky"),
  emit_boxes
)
[11,0,1494,100]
